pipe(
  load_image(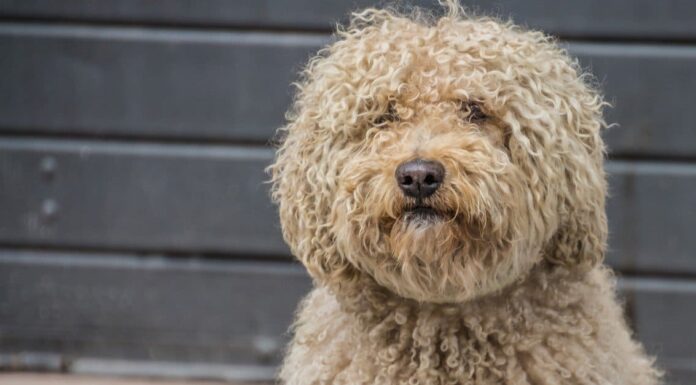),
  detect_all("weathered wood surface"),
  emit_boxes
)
[606,161,696,273]
[0,23,324,143]
[1,138,694,273]
[0,138,696,273]
[0,373,245,385]
[0,138,287,256]
[2,24,696,157]
[1,0,695,39]
[622,277,696,385]
[0,250,692,383]
[570,43,696,158]
[0,250,311,368]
